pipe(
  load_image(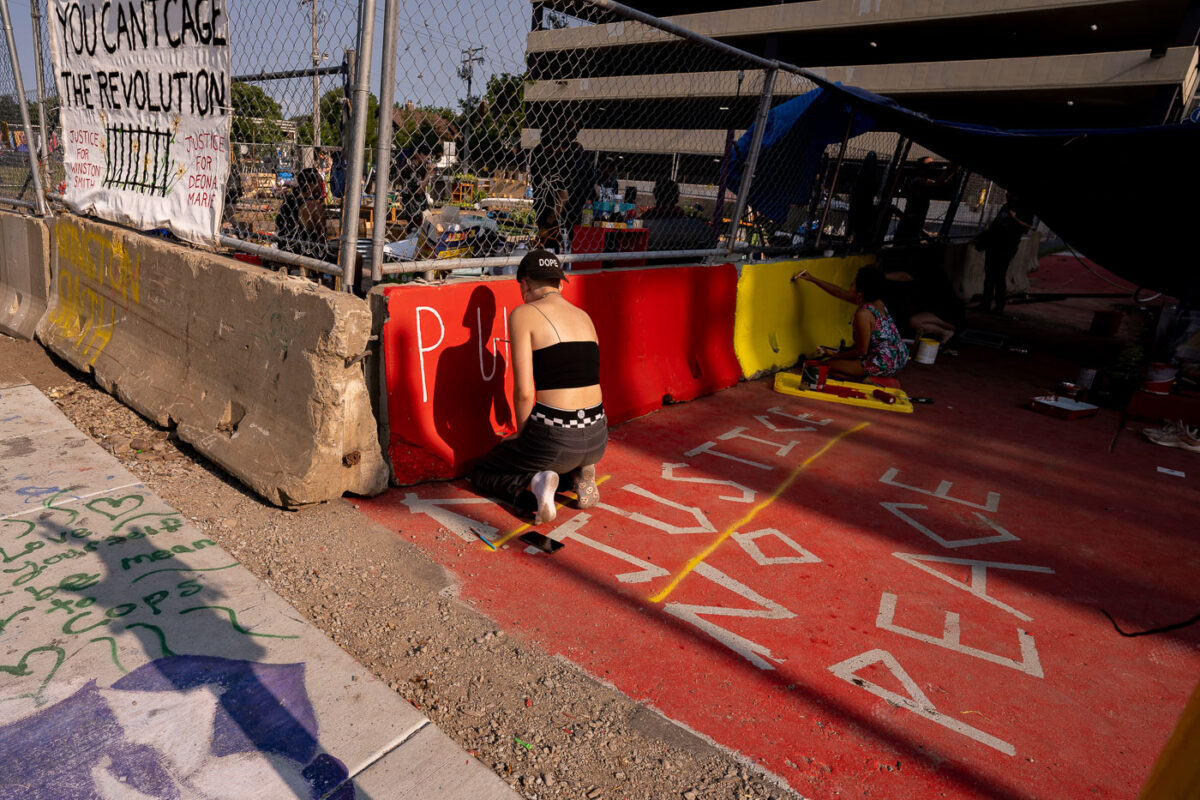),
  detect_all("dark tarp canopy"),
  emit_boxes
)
[731,78,1198,300]
[727,89,875,226]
